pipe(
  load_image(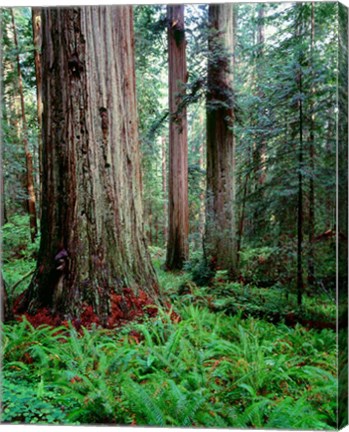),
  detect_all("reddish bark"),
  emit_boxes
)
[165,5,189,270]
[18,7,159,324]
[205,4,237,276]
